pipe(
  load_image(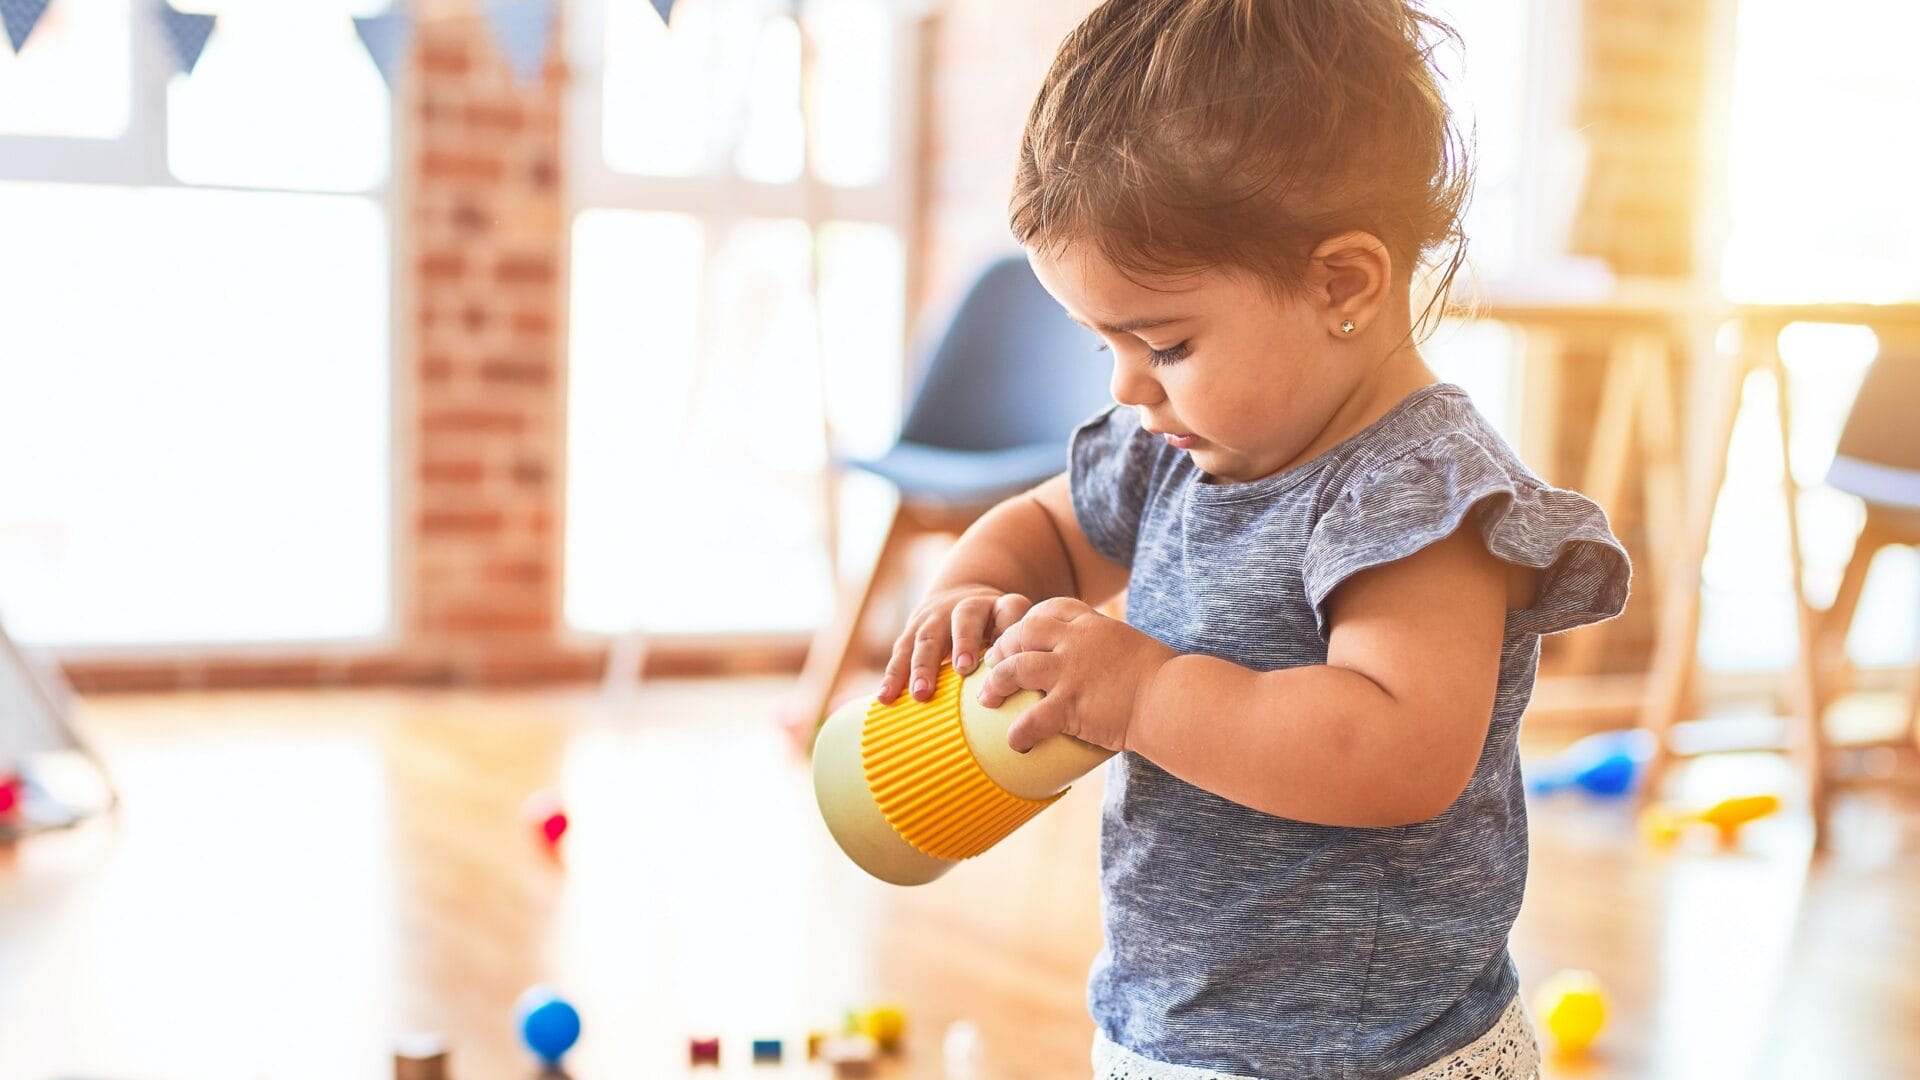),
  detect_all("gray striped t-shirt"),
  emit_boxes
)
[1070,382,1630,1079]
